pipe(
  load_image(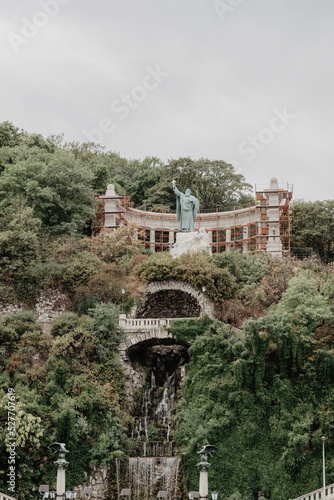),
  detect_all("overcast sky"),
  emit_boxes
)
[1,0,334,201]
